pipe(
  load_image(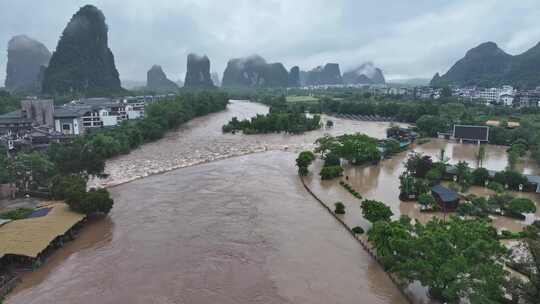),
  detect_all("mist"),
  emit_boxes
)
[1,0,540,84]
